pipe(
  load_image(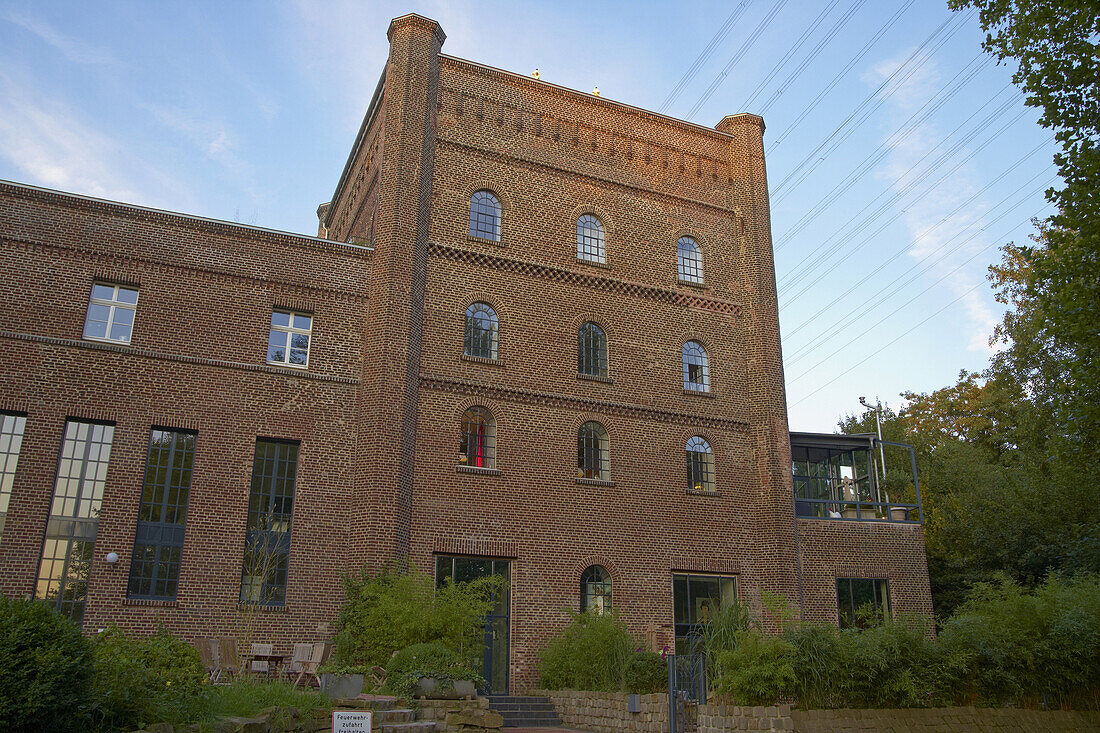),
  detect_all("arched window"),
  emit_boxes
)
[577,421,610,481]
[682,340,710,392]
[686,436,715,492]
[677,236,704,284]
[464,302,499,359]
[577,322,608,379]
[580,565,612,613]
[576,214,606,264]
[469,190,502,241]
[459,407,496,469]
